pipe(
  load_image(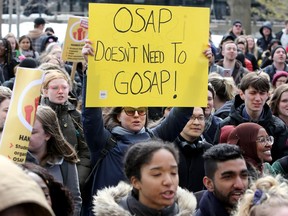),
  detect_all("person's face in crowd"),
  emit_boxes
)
[117,107,147,132]
[27,172,52,207]
[19,38,31,51]
[278,91,288,120]
[0,40,6,58]
[180,107,205,142]
[246,37,255,50]
[222,43,237,61]
[275,76,288,88]
[131,149,178,210]
[237,43,246,53]
[273,48,286,64]
[7,37,16,51]
[240,86,269,116]
[28,119,51,155]
[256,128,273,162]
[232,23,242,35]
[262,27,271,37]
[205,90,214,117]
[0,98,10,131]
[204,158,248,209]
[44,78,69,104]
